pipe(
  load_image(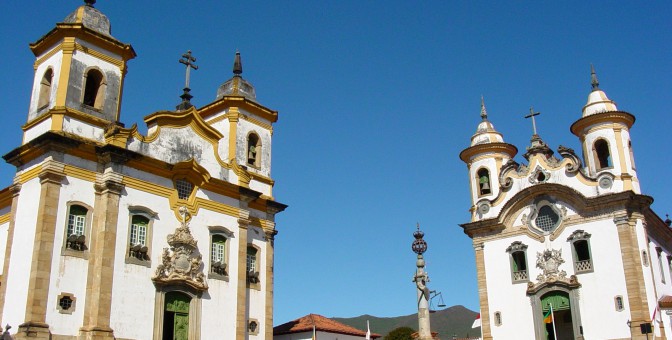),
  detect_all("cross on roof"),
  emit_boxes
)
[525,107,541,136]
[179,50,198,89]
